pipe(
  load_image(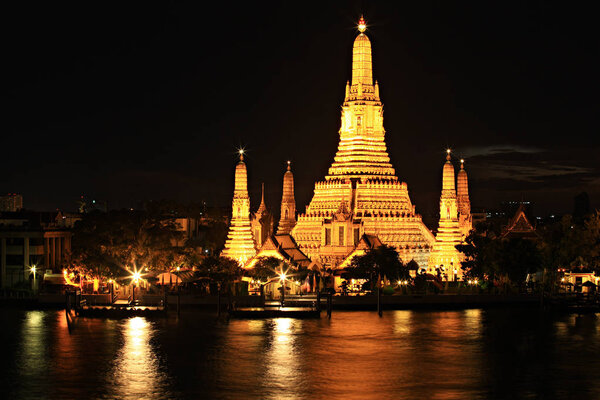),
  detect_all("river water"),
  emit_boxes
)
[1,308,599,399]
